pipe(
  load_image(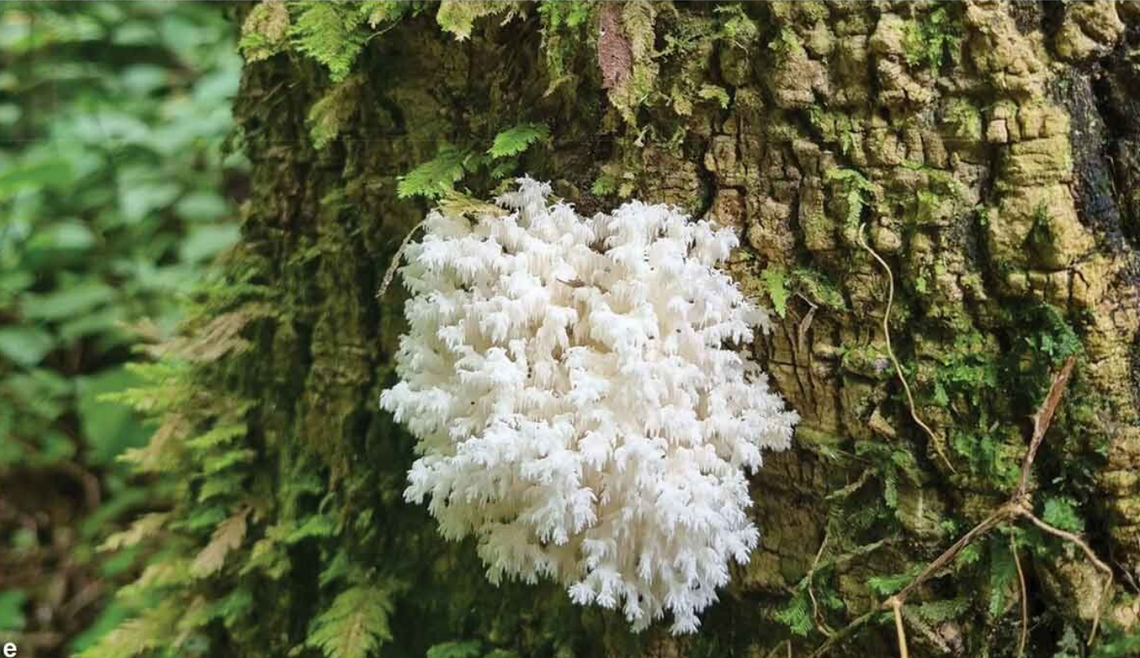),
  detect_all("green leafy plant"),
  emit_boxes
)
[397,146,470,199]
[397,123,551,200]
[487,122,550,159]
[0,3,243,653]
[306,585,397,658]
[761,265,790,318]
[902,7,962,73]
[287,3,369,82]
[826,168,880,232]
